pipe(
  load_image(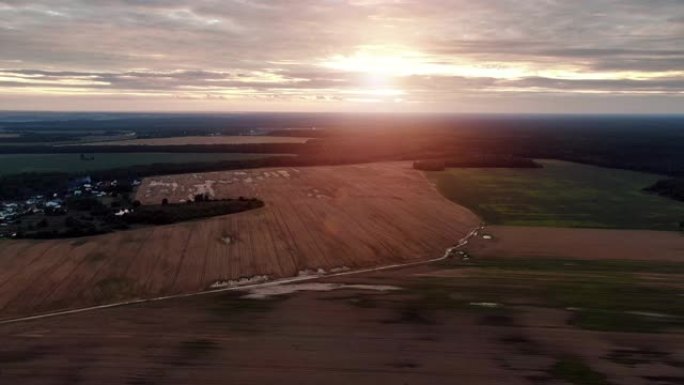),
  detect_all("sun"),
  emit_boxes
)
[321,45,537,82]
[319,46,439,100]
[319,45,534,103]
[321,46,434,78]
